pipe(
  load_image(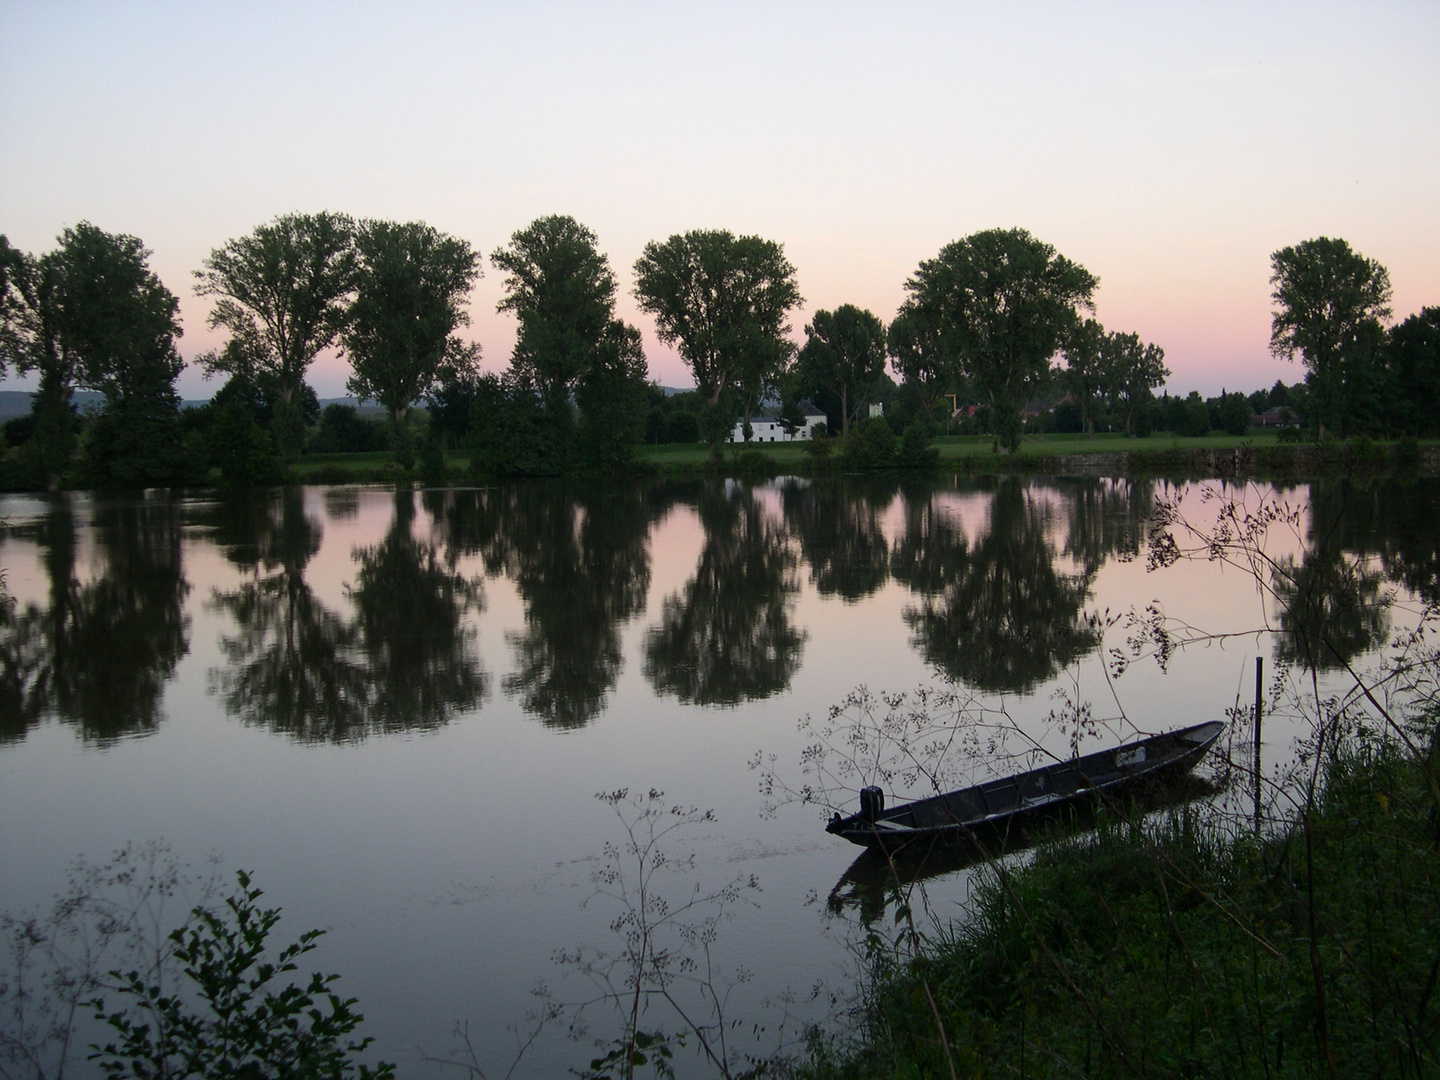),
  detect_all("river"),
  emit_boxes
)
[1,474,1433,1076]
